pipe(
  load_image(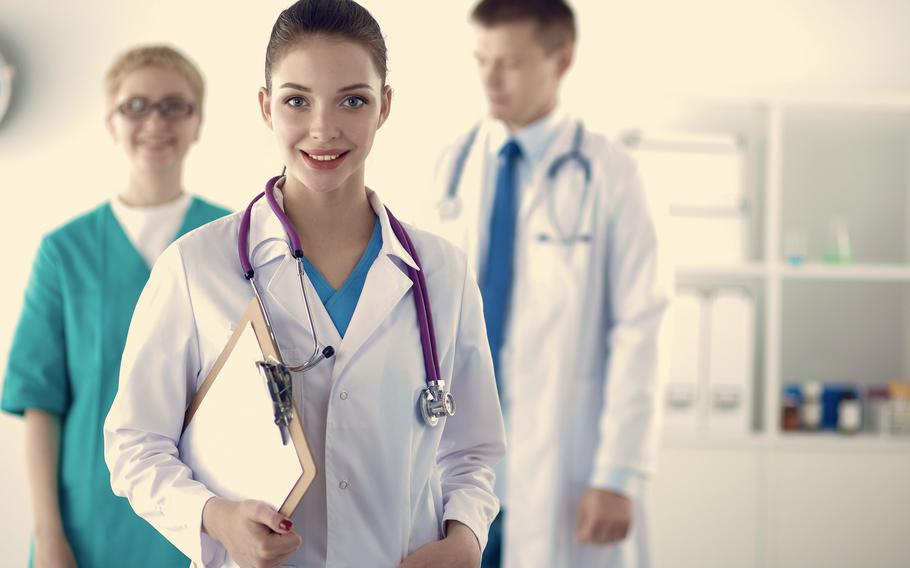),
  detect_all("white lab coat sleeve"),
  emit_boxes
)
[104,243,223,567]
[438,256,506,551]
[589,165,671,495]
